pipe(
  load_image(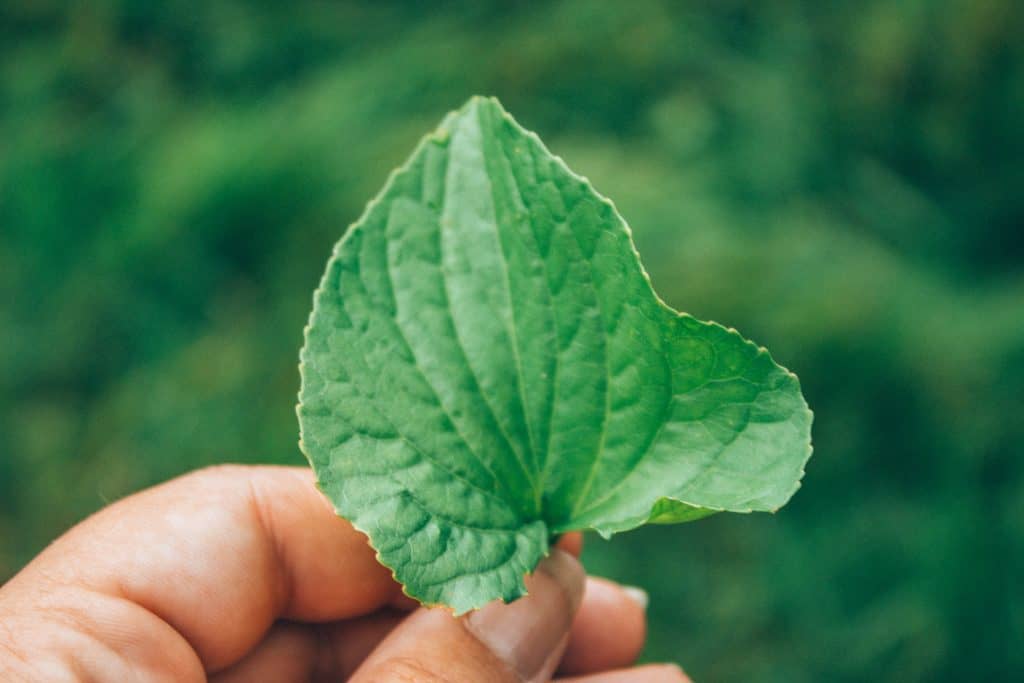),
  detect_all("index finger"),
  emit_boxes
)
[2,465,402,671]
